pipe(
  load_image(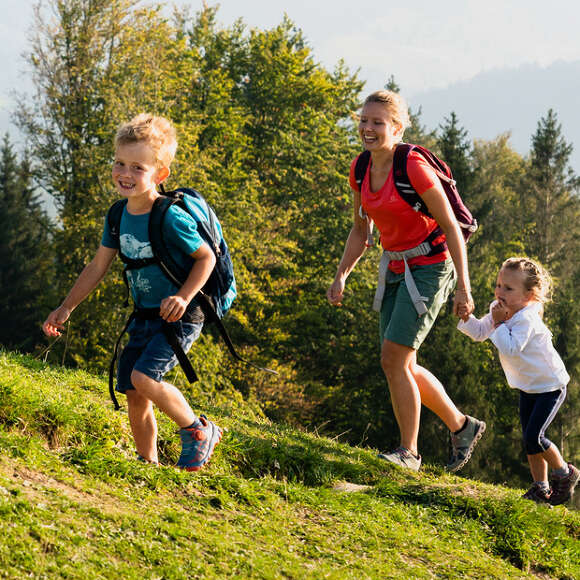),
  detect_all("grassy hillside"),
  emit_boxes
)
[0,351,578,579]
